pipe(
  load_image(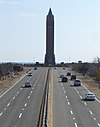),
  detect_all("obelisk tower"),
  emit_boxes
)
[44,8,55,66]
